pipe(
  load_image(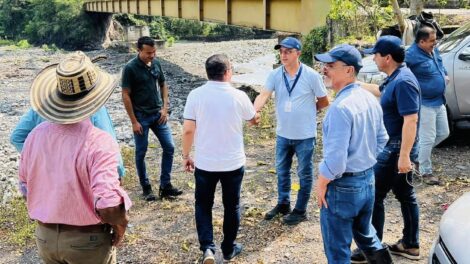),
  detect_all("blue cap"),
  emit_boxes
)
[314,44,363,72]
[363,35,404,55]
[274,37,302,51]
